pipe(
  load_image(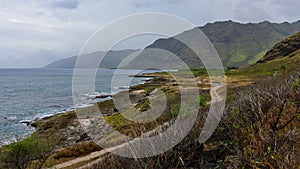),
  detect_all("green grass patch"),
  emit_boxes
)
[226,53,300,77]
[248,49,268,65]
[104,113,130,130]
